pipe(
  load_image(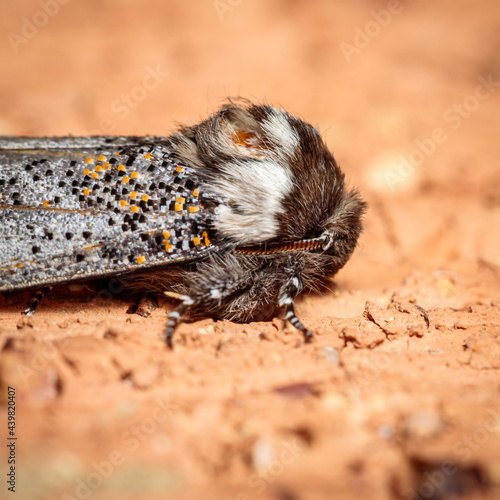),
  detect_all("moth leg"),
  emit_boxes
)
[127,295,158,318]
[278,276,313,343]
[163,294,195,348]
[162,275,246,348]
[24,285,53,316]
